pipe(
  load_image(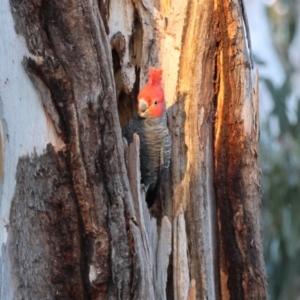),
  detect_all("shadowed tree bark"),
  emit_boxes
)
[0,0,266,299]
